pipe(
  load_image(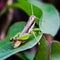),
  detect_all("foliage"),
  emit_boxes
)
[28,0,59,36]
[0,0,60,60]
